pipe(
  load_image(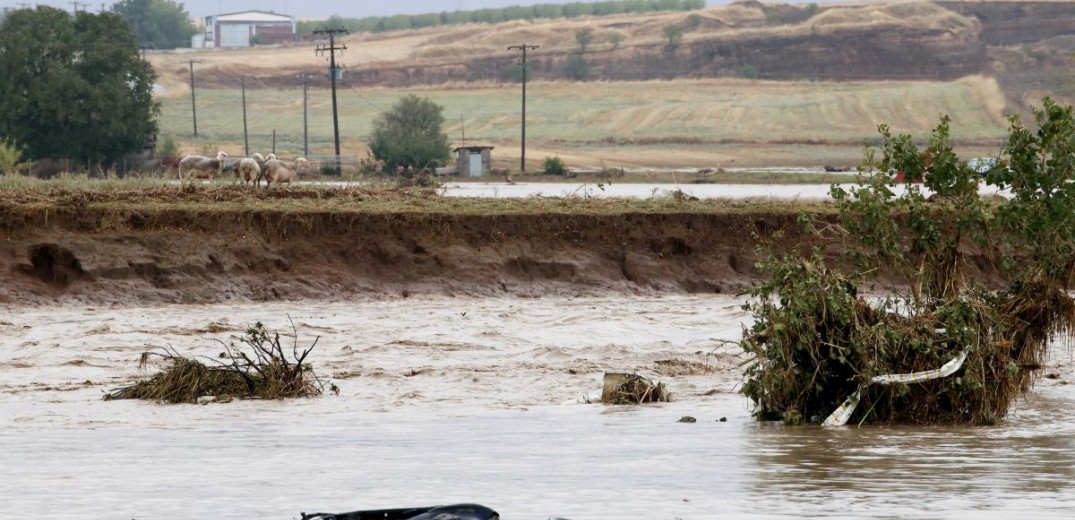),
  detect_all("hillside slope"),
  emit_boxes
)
[151,1,991,91]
